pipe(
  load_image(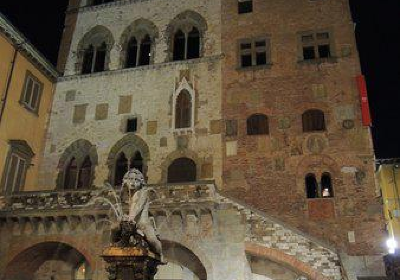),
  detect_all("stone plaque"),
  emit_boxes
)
[226,141,238,156]
[343,119,355,129]
[225,120,238,136]
[278,117,291,129]
[95,103,109,120]
[147,121,158,135]
[65,90,76,102]
[210,120,222,134]
[118,95,132,114]
[72,104,88,124]
[306,135,326,154]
